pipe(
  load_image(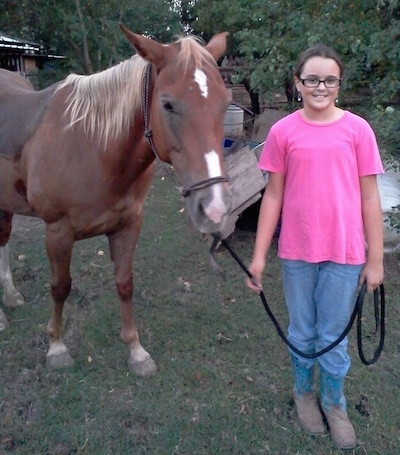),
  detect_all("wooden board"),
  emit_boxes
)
[221,143,267,238]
